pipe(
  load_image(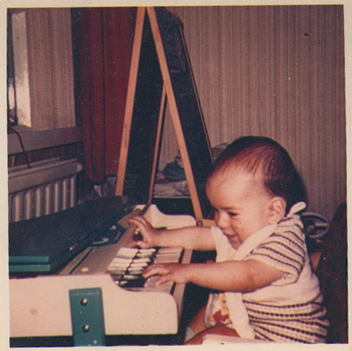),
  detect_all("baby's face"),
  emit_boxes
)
[206,169,275,249]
